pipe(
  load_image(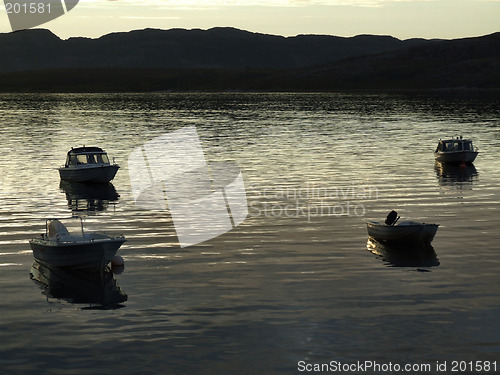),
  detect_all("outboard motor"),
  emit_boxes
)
[385,210,400,226]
